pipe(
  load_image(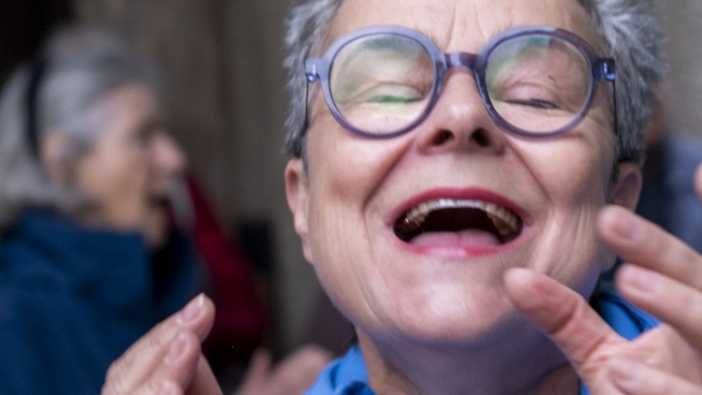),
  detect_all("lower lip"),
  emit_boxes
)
[392,228,529,258]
